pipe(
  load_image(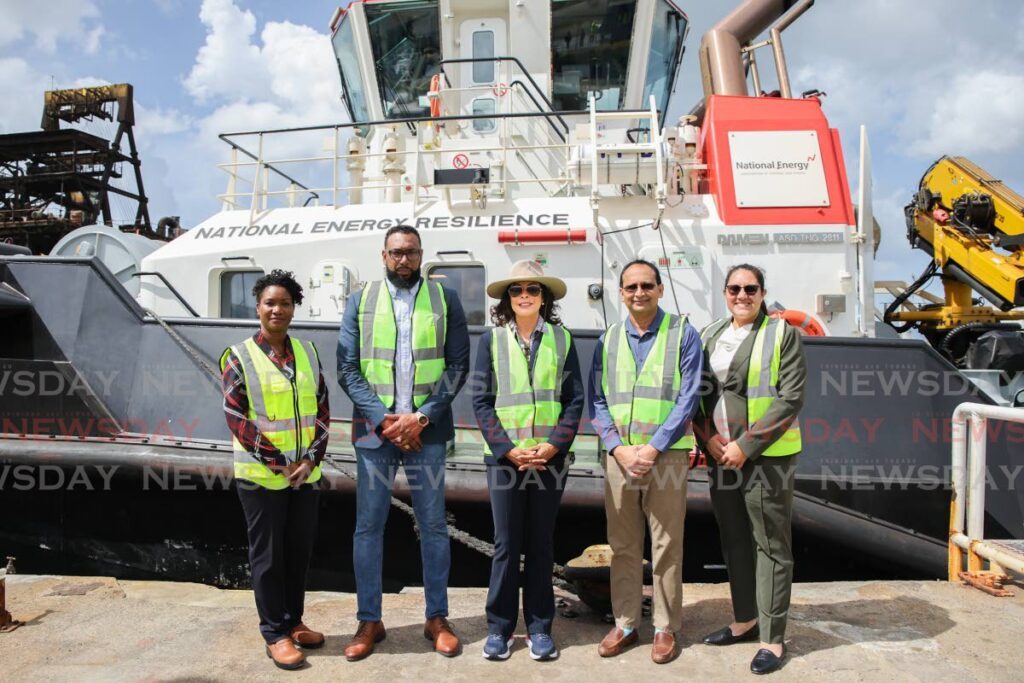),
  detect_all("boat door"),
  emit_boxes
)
[458,18,507,135]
